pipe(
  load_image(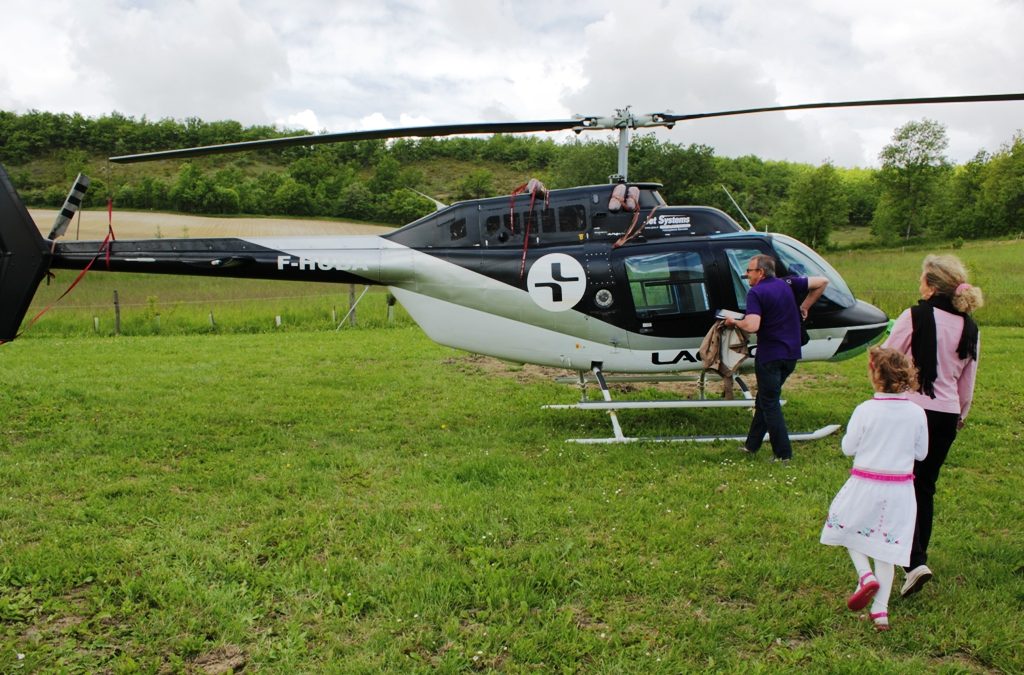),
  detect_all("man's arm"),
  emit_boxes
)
[799,276,829,319]
[725,313,761,333]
